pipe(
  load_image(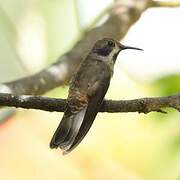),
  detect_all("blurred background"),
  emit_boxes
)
[0,0,180,179]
